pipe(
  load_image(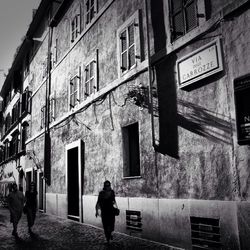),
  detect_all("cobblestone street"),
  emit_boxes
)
[0,208,182,250]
